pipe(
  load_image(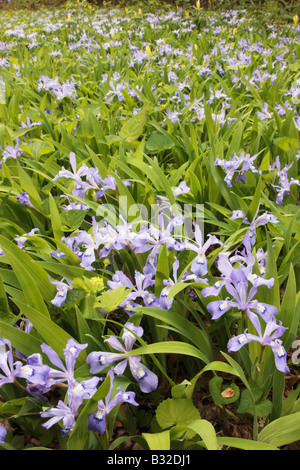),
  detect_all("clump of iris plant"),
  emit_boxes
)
[202,233,289,373]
